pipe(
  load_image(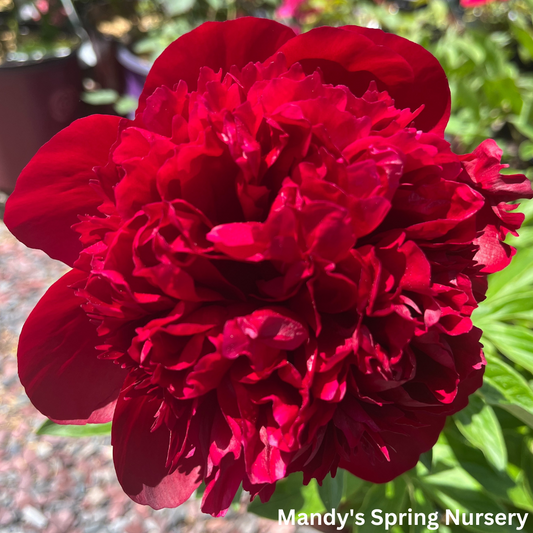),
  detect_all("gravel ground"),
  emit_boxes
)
[0,211,299,533]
